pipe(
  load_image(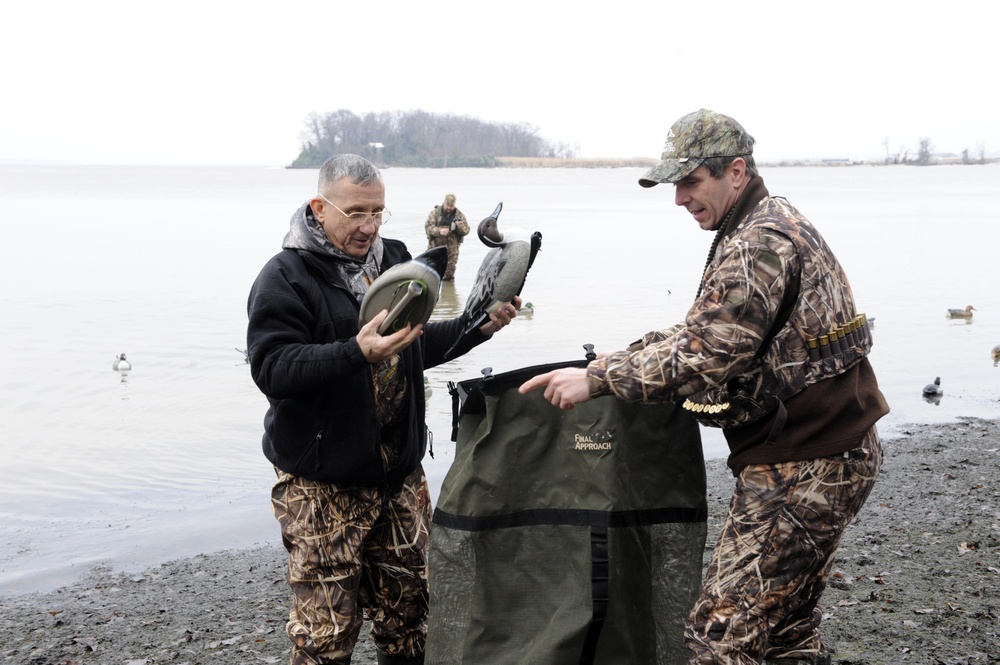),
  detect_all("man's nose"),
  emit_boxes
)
[674,187,688,207]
